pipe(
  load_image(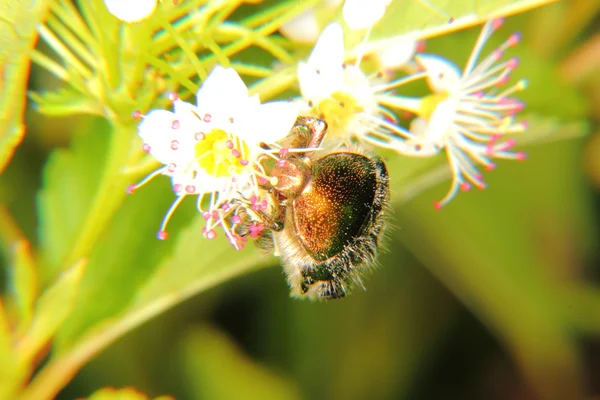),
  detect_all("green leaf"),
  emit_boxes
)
[83,387,172,400]
[394,117,593,399]
[0,299,20,400]
[30,88,105,117]
[347,0,558,53]
[16,258,86,364]
[8,240,38,334]
[37,119,110,278]
[51,176,184,350]
[0,0,51,173]
[22,213,268,400]
[181,325,301,400]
